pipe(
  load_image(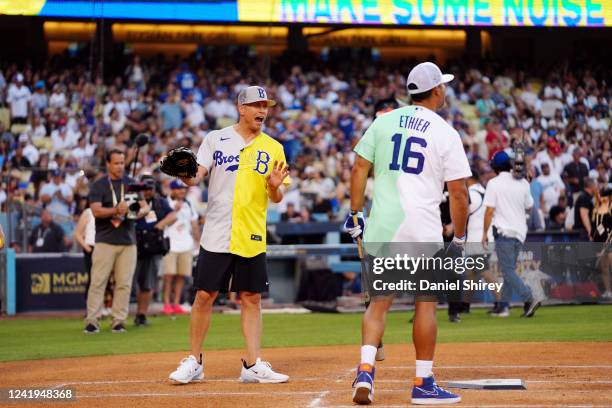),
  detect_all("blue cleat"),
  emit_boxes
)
[352,363,375,405]
[411,375,461,405]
